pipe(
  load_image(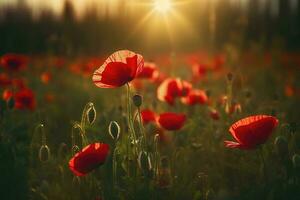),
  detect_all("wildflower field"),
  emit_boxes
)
[0,1,300,200]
